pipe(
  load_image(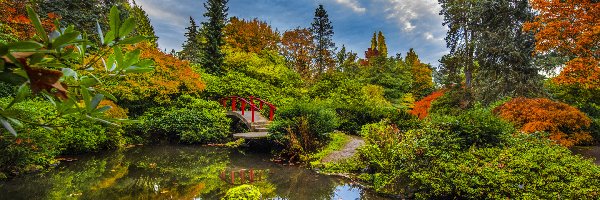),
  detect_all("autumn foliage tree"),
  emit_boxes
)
[524,0,600,89]
[409,90,445,119]
[281,28,314,80]
[0,0,56,41]
[101,43,205,105]
[494,98,593,147]
[224,17,280,53]
[405,48,433,97]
